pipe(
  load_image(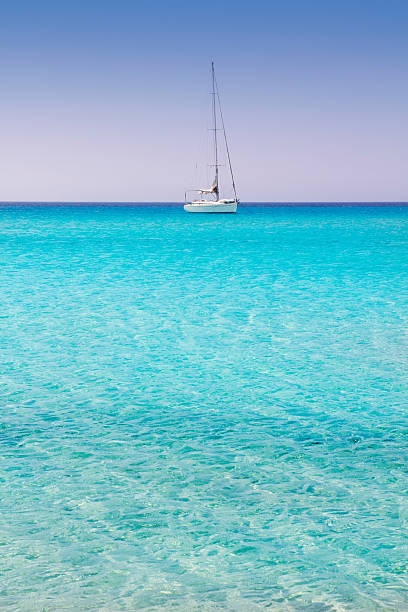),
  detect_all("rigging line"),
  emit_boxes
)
[214,72,238,201]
